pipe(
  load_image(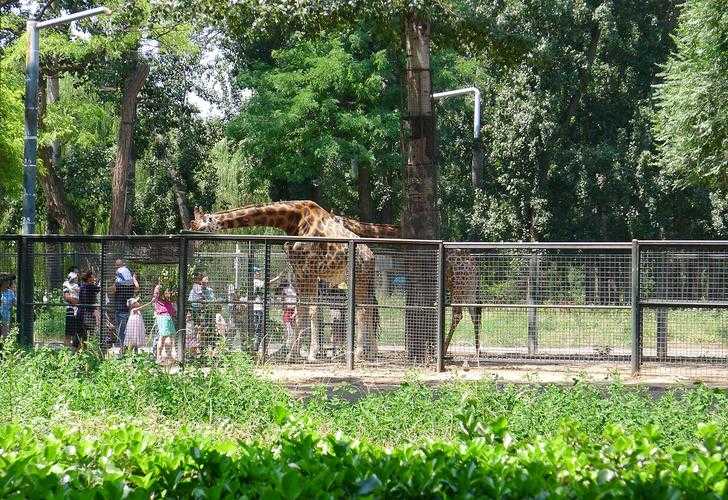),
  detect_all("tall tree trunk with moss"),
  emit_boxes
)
[110,60,149,234]
[402,14,438,361]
